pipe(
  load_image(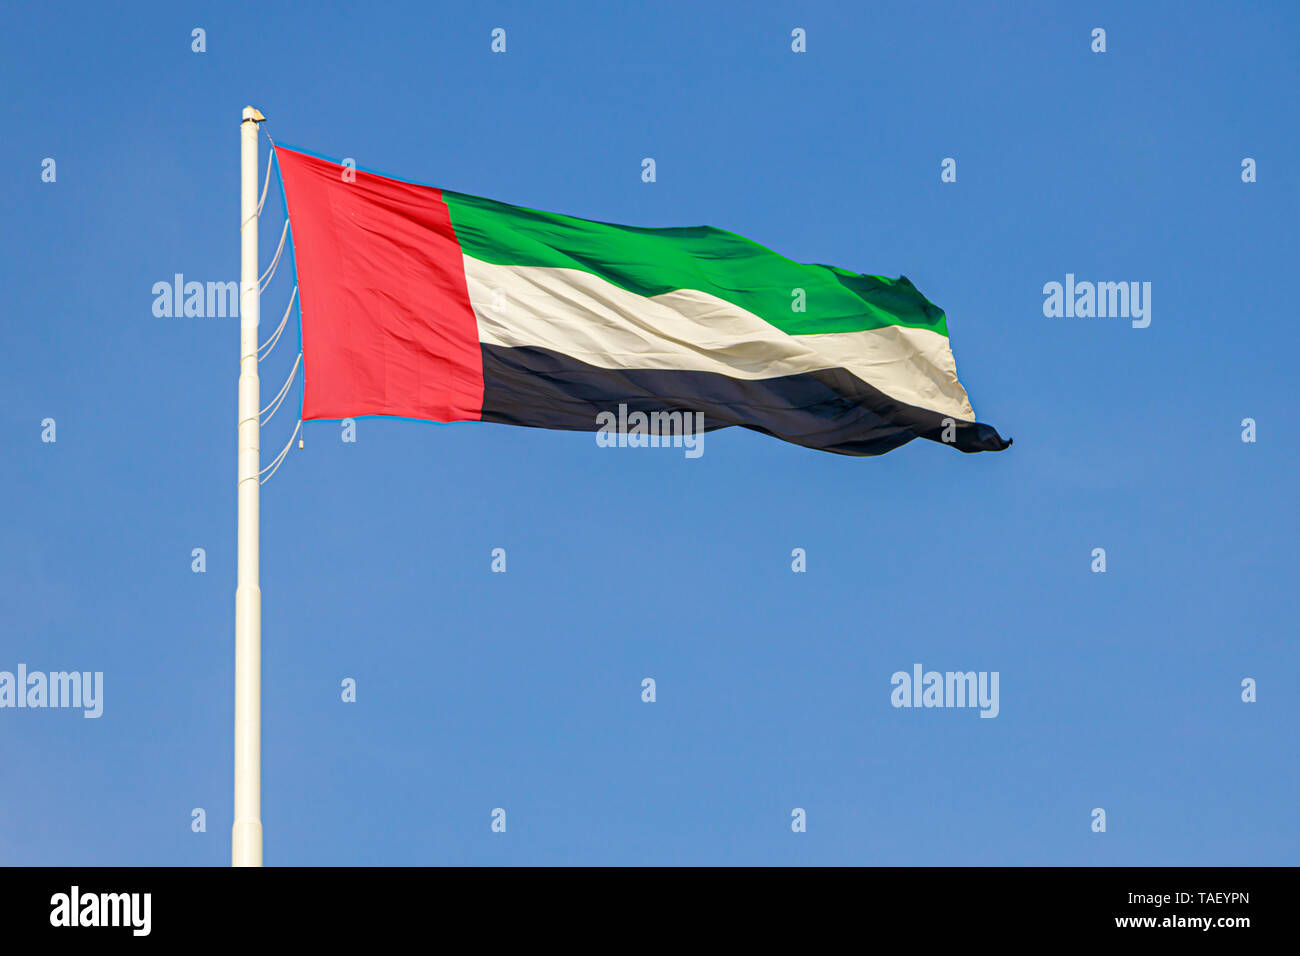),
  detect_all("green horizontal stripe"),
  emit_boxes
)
[441,190,949,338]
